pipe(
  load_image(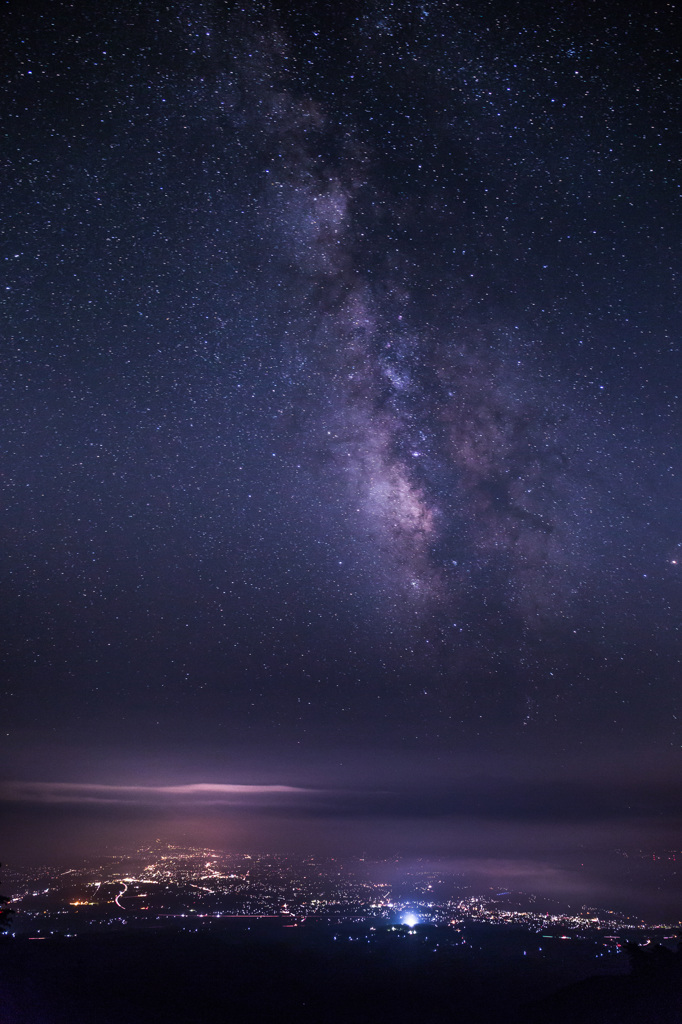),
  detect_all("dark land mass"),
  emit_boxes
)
[525,942,682,1024]
[2,922,679,1024]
